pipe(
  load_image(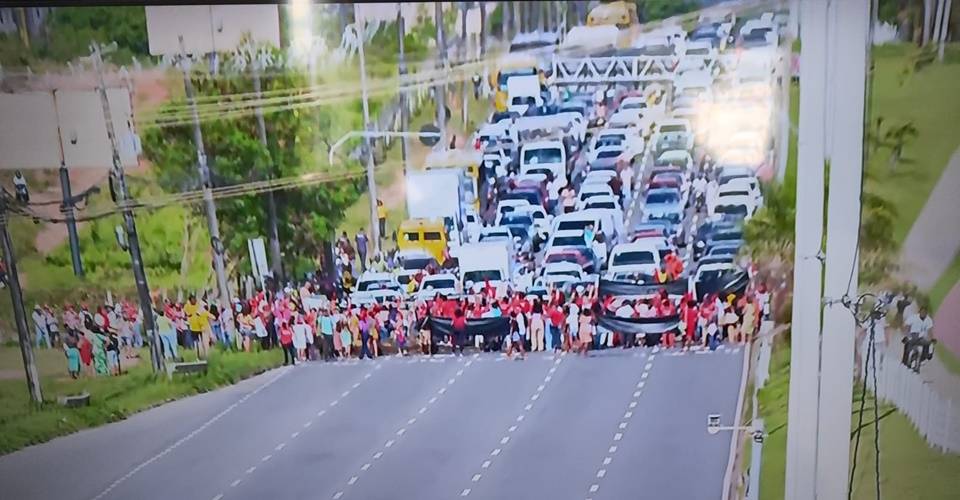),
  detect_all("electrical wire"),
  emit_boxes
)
[848,318,873,500]
[2,161,401,224]
[870,329,881,500]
